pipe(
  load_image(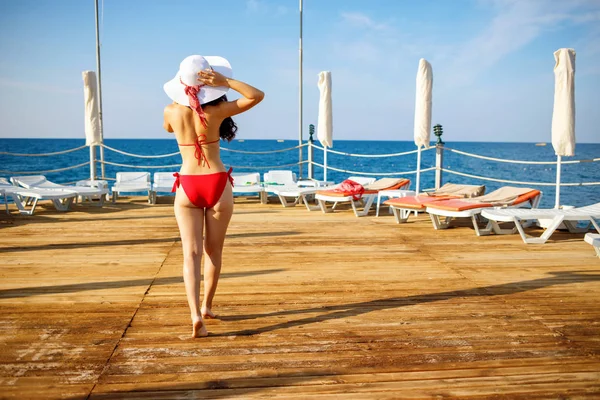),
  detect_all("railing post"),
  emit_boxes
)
[308,124,314,180]
[89,145,97,181]
[434,124,444,190]
[99,145,105,179]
